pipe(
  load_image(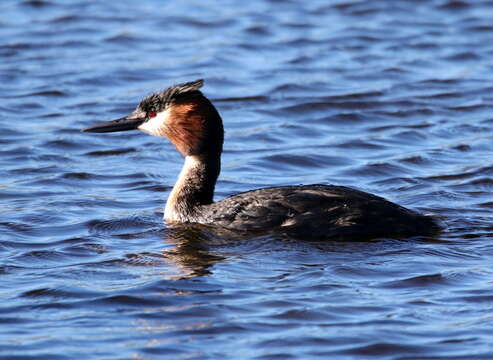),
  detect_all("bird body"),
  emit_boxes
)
[188,184,436,239]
